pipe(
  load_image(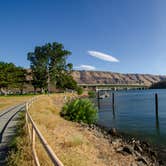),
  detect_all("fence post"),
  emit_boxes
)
[32,127,35,149]
[26,102,28,111]
[32,127,40,166]
[25,103,28,118]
